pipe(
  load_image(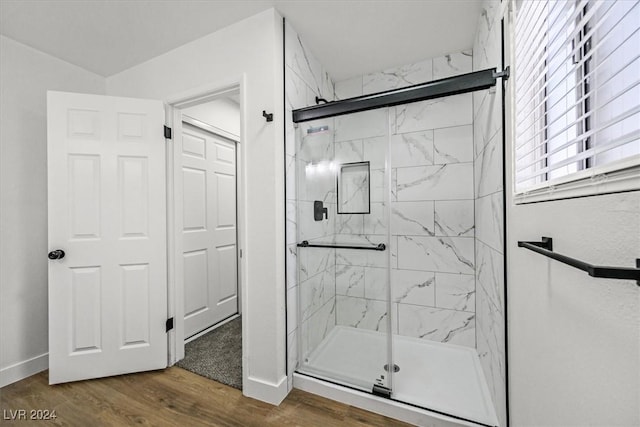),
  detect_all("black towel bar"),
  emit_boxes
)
[297,240,386,251]
[517,237,640,285]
